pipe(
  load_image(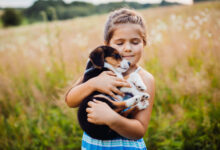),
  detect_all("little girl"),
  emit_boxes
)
[65,8,155,150]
